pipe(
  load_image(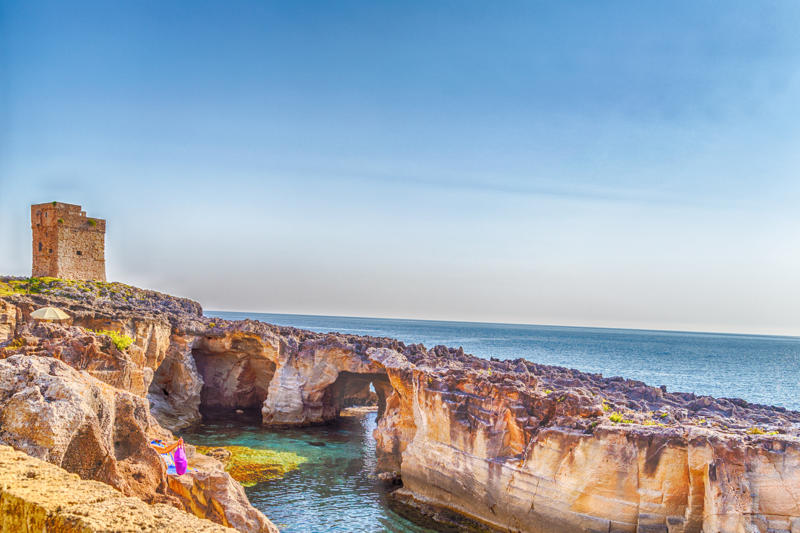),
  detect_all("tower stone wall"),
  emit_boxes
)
[31,202,106,281]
